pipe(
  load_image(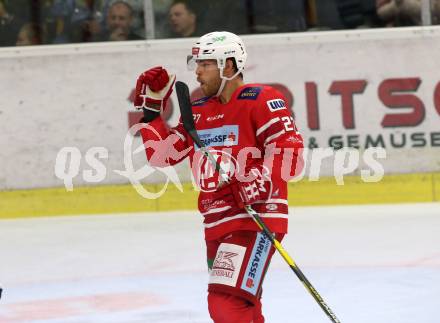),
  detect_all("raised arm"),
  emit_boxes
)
[133,66,192,167]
